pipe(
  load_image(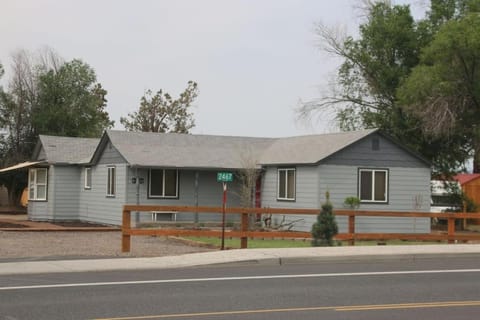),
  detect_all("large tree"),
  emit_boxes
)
[0,49,113,205]
[398,12,480,172]
[33,59,113,137]
[300,0,480,173]
[120,81,198,133]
